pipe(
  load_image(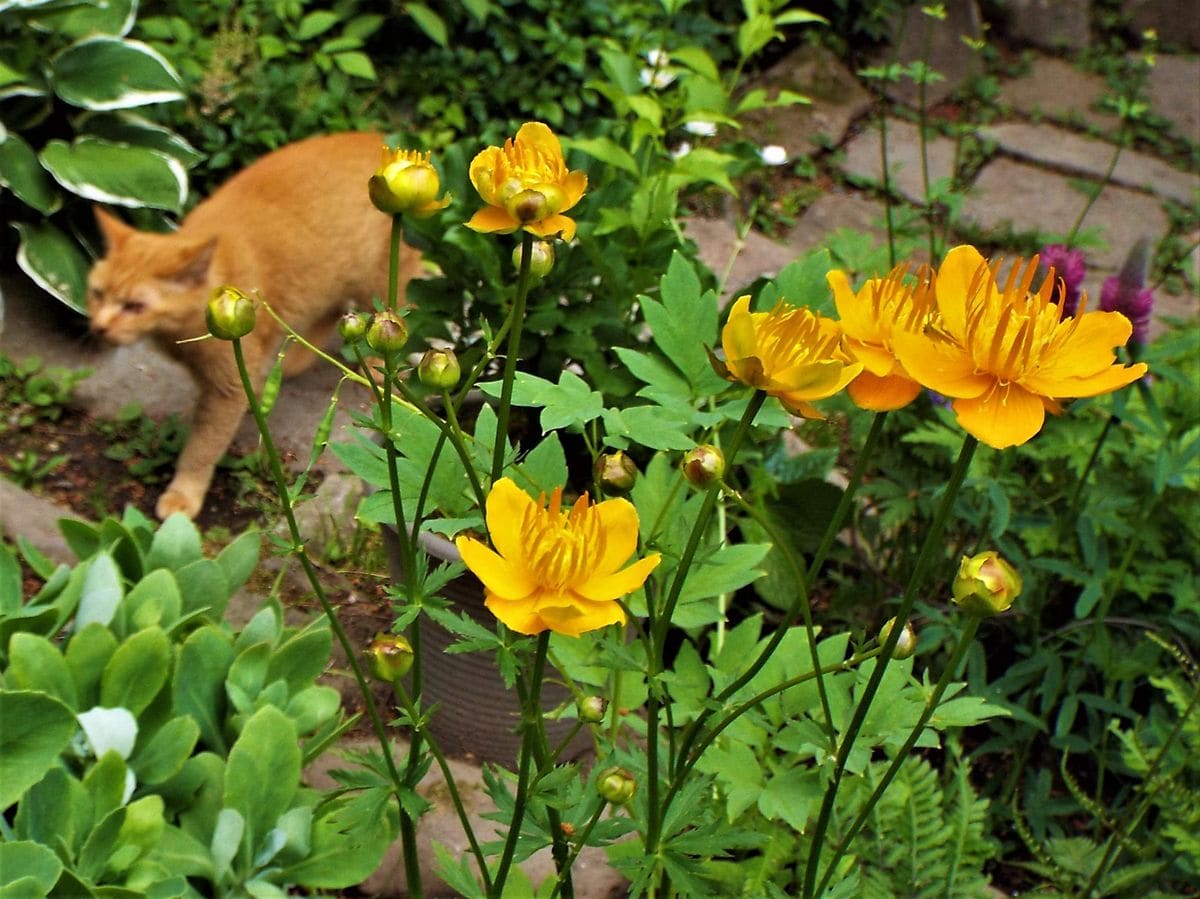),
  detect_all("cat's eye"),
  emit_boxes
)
[121,299,147,315]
